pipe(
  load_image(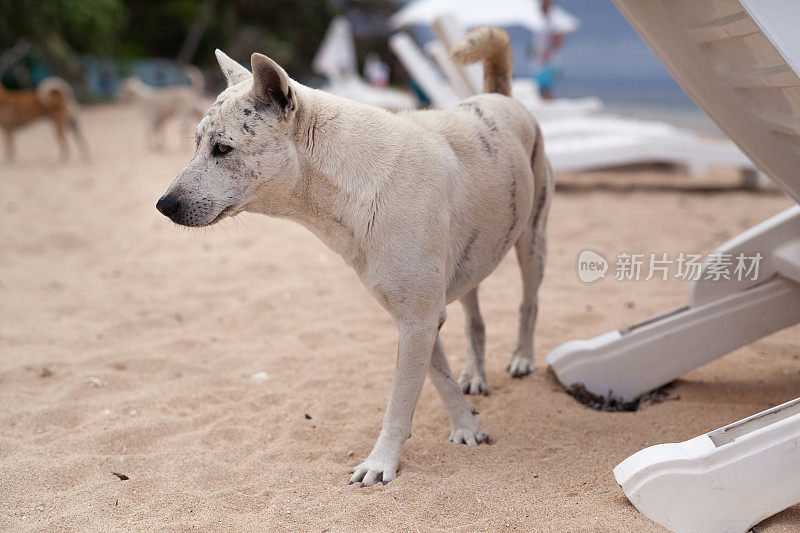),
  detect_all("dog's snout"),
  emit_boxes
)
[156,195,181,218]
